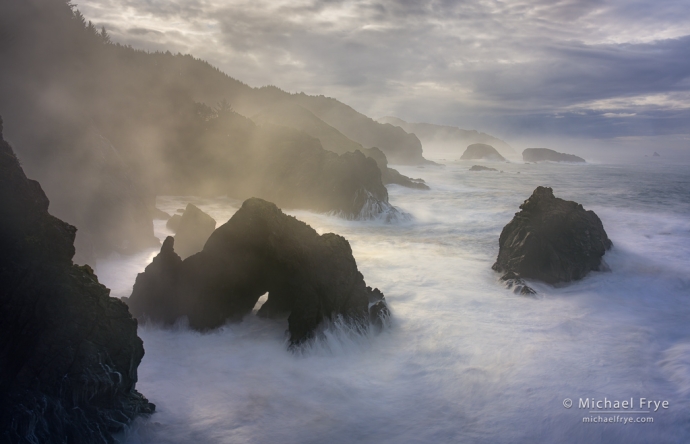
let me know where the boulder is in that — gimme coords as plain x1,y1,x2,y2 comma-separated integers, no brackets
126,198,389,345
174,203,217,259
492,186,612,284
0,117,153,443
460,143,506,161
469,165,498,172
522,148,585,163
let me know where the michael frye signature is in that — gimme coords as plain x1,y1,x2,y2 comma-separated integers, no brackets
562,397,669,424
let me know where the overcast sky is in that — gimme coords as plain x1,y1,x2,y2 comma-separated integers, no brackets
79,0,690,151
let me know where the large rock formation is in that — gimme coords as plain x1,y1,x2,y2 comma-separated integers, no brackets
126,198,389,345
252,104,429,190
174,203,217,259
0,117,153,443
522,148,585,163
492,187,612,284
377,116,517,160
460,143,506,161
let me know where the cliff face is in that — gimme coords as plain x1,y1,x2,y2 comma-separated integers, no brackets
0,117,153,443
126,198,389,345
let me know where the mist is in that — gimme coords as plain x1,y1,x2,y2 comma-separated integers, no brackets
2,0,690,442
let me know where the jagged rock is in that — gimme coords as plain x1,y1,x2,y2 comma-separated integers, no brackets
126,198,389,345
499,271,537,296
0,117,153,443
460,143,506,161
522,148,585,163
174,203,217,259
653,152,661,157
153,207,171,220
166,214,182,232
492,186,612,284
469,165,498,172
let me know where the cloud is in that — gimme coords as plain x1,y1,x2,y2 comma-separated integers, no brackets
77,0,690,140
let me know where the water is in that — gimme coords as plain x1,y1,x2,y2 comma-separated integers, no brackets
98,159,690,443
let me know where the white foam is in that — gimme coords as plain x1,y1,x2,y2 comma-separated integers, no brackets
101,160,690,443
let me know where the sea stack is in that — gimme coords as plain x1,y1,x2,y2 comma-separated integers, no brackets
127,198,389,345
522,148,585,163
460,143,506,161
493,186,612,285
0,117,153,442
174,203,217,259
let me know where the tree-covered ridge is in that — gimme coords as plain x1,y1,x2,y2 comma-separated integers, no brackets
0,0,408,260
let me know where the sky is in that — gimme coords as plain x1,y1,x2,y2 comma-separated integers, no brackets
78,0,690,155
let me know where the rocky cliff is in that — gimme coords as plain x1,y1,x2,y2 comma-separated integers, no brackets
0,117,153,443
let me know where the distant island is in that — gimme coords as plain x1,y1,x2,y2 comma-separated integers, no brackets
377,116,517,160
522,148,585,163
461,144,506,161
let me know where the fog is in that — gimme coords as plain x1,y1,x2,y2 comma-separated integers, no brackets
92,161,690,443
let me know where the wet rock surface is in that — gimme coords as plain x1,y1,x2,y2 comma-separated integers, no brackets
499,271,537,296
493,186,612,284
127,198,389,345
0,117,153,443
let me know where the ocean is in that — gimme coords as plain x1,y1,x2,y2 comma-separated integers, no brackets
97,159,690,443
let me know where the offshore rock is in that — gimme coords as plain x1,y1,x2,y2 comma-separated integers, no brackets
460,143,506,161
469,165,498,172
0,117,153,443
166,214,182,232
174,203,216,259
127,198,389,345
492,186,612,284
522,148,585,163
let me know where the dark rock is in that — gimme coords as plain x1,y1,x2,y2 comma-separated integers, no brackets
499,271,537,296
166,214,182,232
522,148,585,163
364,147,429,190
653,151,661,157
492,186,612,284
153,207,171,220
174,203,217,259
0,119,153,443
127,198,389,345
469,165,498,172
460,143,506,161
